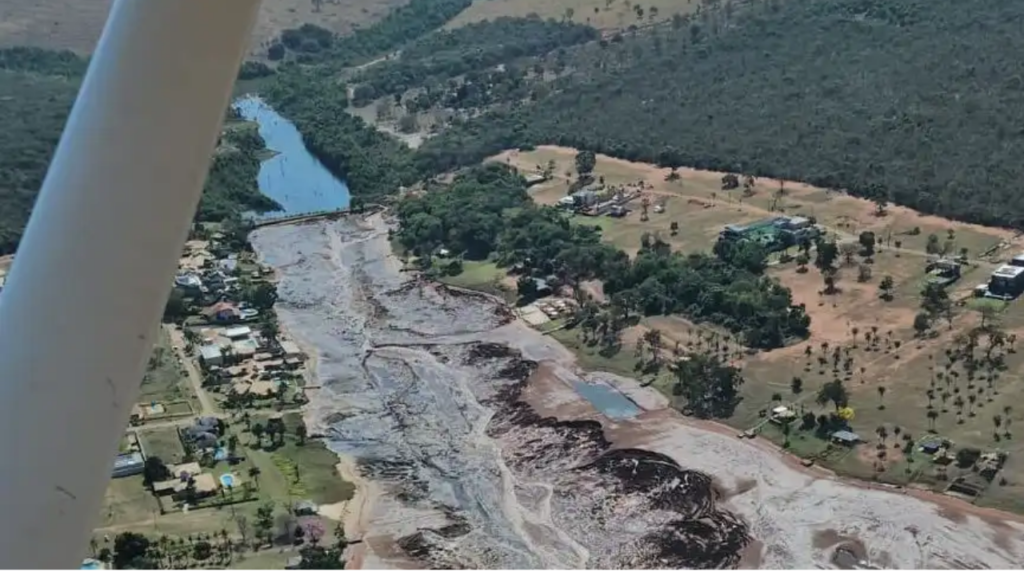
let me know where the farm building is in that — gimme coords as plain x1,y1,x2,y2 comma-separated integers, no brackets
986,264,1024,300
830,430,861,446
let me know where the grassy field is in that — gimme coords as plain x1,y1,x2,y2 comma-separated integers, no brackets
137,330,188,407
496,145,1024,513
0,0,410,55
447,0,700,31
138,428,187,464
98,412,354,546
442,259,517,300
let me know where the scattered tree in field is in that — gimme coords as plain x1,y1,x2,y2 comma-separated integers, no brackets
671,353,743,418
574,149,596,177
955,447,981,468
876,385,886,409
913,312,931,337
858,231,876,256
857,264,872,282
925,233,941,254
816,379,849,411
790,376,803,394
814,238,839,272
255,503,276,546
840,243,858,266
878,275,895,301
926,409,939,431
795,252,810,272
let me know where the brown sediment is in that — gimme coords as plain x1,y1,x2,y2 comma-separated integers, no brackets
254,214,1024,571
738,540,764,569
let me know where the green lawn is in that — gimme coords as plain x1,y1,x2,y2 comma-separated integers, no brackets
138,330,188,406
139,428,186,464
241,413,355,506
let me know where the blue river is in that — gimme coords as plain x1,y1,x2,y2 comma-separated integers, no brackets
233,96,350,217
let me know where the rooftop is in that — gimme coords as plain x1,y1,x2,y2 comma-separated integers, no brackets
113,452,145,469
993,264,1024,278
199,345,222,360
223,326,253,339
831,430,861,443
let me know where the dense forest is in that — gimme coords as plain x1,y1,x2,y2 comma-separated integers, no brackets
270,0,472,65
0,49,83,254
263,66,421,202
0,48,278,254
418,0,1024,229
350,17,598,106
396,164,809,348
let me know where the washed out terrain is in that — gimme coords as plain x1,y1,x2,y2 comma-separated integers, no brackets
251,215,1024,569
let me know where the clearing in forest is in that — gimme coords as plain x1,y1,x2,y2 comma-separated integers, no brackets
0,0,409,55
495,145,1024,513
446,0,700,31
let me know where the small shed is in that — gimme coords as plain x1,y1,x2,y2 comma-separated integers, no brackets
831,430,861,446
919,439,943,454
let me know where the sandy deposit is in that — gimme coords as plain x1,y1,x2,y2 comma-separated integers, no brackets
251,214,1024,569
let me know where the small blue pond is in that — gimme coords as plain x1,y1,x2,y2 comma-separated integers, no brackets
573,379,641,420
213,447,229,461
233,96,351,218
220,473,236,488
80,560,102,570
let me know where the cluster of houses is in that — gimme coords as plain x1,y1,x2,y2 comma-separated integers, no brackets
174,238,267,317
197,324,306,399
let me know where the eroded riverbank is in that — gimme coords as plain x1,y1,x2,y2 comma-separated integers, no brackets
251,215,1024,569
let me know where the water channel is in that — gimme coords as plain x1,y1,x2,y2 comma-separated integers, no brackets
233,95,350,217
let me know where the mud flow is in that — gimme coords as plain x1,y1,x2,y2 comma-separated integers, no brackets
252,217,748,569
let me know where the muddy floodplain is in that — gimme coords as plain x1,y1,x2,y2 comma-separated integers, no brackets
252,217,748,569
252,216,1024,570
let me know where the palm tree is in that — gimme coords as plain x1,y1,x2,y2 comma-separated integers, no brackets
876,385,886,409
248,466,262,488
926,409,939,431
251,422,265,447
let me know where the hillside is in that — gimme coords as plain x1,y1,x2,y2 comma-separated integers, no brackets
419,0,1024,230
0,0,410,55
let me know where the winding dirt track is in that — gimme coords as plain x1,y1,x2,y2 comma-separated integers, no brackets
251,215,1024,569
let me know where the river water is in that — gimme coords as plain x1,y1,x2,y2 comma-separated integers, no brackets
245,104,1024,568
233,96,350,217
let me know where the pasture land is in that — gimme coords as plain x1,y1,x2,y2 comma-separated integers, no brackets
447,0,700,31
496,145,1024,512
0,0,409,55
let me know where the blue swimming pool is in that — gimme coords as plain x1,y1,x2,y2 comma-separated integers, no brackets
573,378,641,420
220,473,235,488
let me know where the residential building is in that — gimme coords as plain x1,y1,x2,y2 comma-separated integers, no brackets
152,472,219,502
223,326,253,340
280,340,304,361
204,301,241,323
231,339,258,359
987,264,1024,300
199,345,223,368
